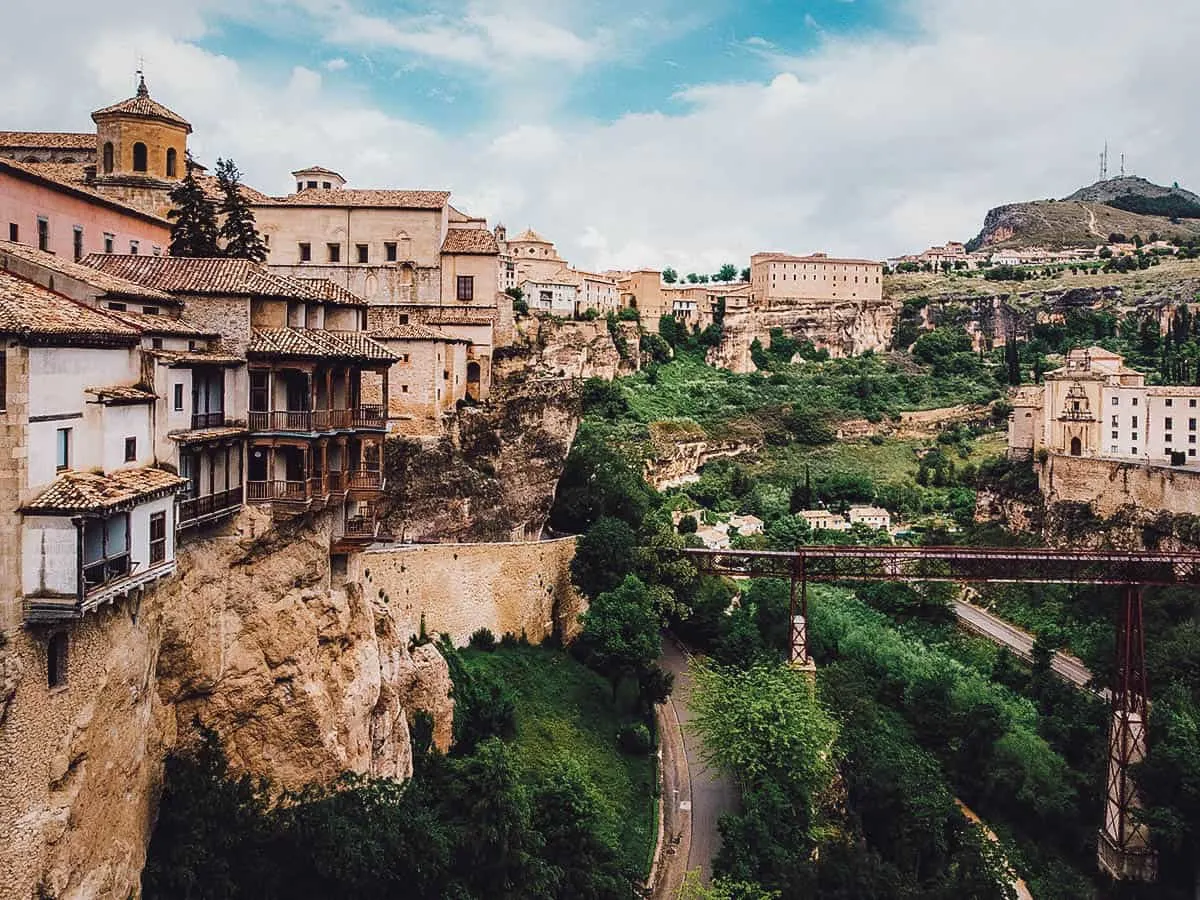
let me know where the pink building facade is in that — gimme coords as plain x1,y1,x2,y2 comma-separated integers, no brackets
0,162,170,261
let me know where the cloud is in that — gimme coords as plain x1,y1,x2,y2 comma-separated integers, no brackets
1,0,1198,275
323,57,349,71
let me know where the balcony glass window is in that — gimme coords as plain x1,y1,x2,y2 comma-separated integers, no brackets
82,513,130,590
56,428,71,471
149,512,166,565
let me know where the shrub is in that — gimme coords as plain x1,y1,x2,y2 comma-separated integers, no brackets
617,722,654,755
469,628,497,651
678,514,699,534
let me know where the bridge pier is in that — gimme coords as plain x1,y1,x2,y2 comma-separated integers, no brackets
1098,585,1157,883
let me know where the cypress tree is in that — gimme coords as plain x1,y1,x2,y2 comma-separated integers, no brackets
216,158,267,262
167,153,219,257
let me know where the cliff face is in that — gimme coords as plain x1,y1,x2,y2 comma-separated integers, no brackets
381,316,635,542
0,507,454,900
707,299,898,372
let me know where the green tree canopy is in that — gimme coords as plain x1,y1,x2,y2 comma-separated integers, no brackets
215,158,267,262
167,152,220,257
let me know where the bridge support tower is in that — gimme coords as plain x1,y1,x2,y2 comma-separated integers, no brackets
1098,585,1157,882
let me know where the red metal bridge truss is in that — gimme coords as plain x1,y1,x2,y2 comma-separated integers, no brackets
679,545,1200,883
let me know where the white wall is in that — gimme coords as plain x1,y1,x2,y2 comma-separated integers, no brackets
21,516,77,597
100,404,154,473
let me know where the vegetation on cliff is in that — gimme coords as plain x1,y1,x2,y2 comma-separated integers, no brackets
144,640,654,899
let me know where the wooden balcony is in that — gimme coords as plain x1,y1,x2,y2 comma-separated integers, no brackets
347,469,384,494
247,405,387,435
247,480,309,503
25,559,177,624
191,411,228,430
247,471,380,507
179,487,244,529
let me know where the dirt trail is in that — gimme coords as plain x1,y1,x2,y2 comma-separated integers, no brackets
956,799,1035,900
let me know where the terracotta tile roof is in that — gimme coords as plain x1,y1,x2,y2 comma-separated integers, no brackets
169,425,249,445
293,277,368,306
0,240,177,303
25,467,187,514
0,270,140,345
85,385,156,404
195,174,274,205
264,189,451,209
0,159,172,226
371,323,468,342
148,348,246,367
248,328,398,363
0,132,94,150
292,165,343,177
84,255,337,302
106,308,216,336
441,228,499,255
512,228,552,244
754,252,883,267
412,306,496,325
91,79,191,131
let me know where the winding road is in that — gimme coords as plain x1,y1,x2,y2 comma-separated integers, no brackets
652,639,739,898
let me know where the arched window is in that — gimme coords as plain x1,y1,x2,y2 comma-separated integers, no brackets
166,148,177,177
132,142,148,173
1070,437,1082,457
102,142,114,173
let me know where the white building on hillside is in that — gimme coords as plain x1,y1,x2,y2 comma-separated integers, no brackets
849,506,892,530
522,277,578,316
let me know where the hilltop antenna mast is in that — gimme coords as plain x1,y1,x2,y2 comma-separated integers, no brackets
1100,141,1109,181
1121,153,1126,178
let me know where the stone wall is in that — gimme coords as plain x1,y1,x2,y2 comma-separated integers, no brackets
0,506,454,900
348,537,585,647
1041,452,1200,518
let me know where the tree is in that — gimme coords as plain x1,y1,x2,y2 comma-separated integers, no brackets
663,267,679,284
687,273,700,284
740,267,751,282
573,575,665,705
215,158,267,262
717,263,739,283
678,514,698,534
167,153,220,257
572,516,637,598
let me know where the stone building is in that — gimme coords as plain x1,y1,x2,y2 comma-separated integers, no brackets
521,276,579,316
617,269,669,332
1007,346,1200,467
501,227,567,284
750,251,884,307
369,323,472,434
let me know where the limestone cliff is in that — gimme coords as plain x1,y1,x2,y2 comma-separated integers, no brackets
643,420,764,490
707,298,898,372
0,507,454,900
380,315,636,542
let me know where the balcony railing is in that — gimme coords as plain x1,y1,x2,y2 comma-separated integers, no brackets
83,553,131,591
247,480,308,503
179,487,244,527
248,406,387,434
347,469,383,492
343,515,379,538
191,411,227,430
1059,409,1095,421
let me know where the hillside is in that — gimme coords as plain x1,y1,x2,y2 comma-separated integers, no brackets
969,176,1200,250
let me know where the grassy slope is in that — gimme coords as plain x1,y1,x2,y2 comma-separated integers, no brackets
885,256,1200,303
457,645,656,876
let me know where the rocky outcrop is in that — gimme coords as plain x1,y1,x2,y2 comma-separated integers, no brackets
496,316,640,383
381,378,583,542
707,299,898,372
644,420,764,490
0,507,454,900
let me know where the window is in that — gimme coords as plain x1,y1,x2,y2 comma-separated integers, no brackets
443,370,450,380
37,217,49,252
296,182,303,192
124,436,137,462
56,428,71,470
1112,431,1119,440
299,242,311,262
1132,447,1138,455
130,240,139,255
401,353,410,363
7,223,16,242
1166,398,1174,407
1191,419,1197,430
68,226,83,262
1192,449,1197,458
401,385,409,393
327,243,340,263
152,246,161,257
397,314,409,325
457,275,474,301
1191,436,1197,445
173,384,184,411
322,181,331,189
103,233,114,254
1111,415,1119,427
149,512,167,565
385,242,397,262
1192,399,1197,408
143,306,159,316
151,338,163,350
1166,417,1173,429
102,141,114,174
132,142,148,172
166,147,177,178
1112,397,1119,406
1110,445,1118,454
306,180,317,189
356,244,369,263
250,371,269,412
82,514,130,589
1166,434,1174,443
1131,416,1138,428
48,633,68,689
1132,397,1138,406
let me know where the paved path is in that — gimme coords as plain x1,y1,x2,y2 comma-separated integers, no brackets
956,799,1035,900
652,639,739,897
953,597,1095,690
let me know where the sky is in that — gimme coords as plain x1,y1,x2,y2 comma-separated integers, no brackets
3,0,1198,273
